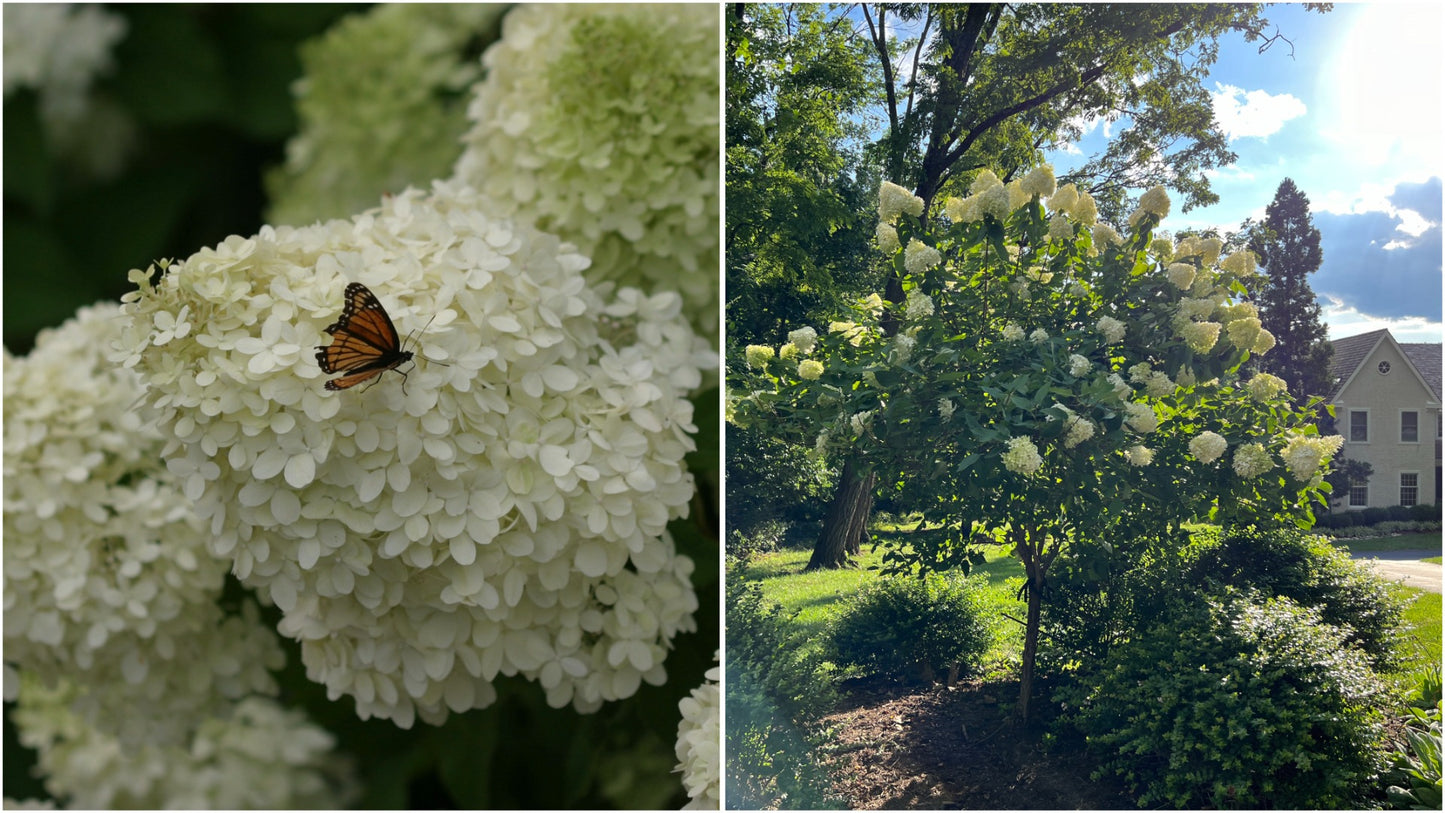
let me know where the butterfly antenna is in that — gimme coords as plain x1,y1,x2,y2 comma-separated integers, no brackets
408,311,451,367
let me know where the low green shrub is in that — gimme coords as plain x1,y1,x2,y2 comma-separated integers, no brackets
827,571,993,682
1185,526,1410,671
727,520,789,562
1383,702,1442,810
1062,591,1391,809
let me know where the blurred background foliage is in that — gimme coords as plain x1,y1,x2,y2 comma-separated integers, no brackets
4,4,720,808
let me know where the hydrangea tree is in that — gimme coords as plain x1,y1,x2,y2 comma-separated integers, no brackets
731,169,1341,720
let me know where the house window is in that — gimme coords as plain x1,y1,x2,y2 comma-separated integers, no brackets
1349,410,1369,443
1401,411,1419,443
1349,483,1369,507
1400,473,1419,507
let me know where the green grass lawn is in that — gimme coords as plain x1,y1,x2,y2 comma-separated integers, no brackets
1393,586,1442,689
1330,531,1442,554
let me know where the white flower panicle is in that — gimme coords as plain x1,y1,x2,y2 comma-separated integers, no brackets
1232,442,1274,479
938,399,956,420
850,411,873,437
1063,413,1096,448
1029,328,1050,345
1166,262,1196,290
1067,354,1091,377
12,673,357,810
675,654,720,809
903,239,942,274
1002,436,1043,476
904,290,935,322
1246,372,1289,402
1123,445,1155,466
744,344,774,369
787,326,818,355
454,4,720,335
876,222,900,253
3,303,286,746
1280,433,1344,482
1095,316,1126,345
878,181,924,224
1123,401,1159,434
1129,185,1171,227
1020,165,1057,198
944,194,981,224
1001,323,1026,342
798,359,824,380
1189,431,1228,463
116,181,711,727
1048,213,1074,242
1181,320,1222,354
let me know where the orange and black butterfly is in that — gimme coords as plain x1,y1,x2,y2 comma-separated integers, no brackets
315,282,416,391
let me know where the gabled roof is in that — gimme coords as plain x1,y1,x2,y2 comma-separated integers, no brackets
1328,328,1441,404
1401,343,1442,400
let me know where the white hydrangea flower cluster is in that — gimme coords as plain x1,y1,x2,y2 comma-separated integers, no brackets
798,359,824,381
1048,212,1074,241
904,239,942,274
850,411,874,438
878,181,924,224
12,673,357,809
1180,320,1222,354
890,333,917,364
1002,436,1043,476
1189,431,1229,463
1019,165,1057,198
1128,185,1171,227
1246,372,1289,401
829,320,870,347
675,654,720,810
938,399,956,420
876,222,901,253
1232,442,1274,479
455,4,720,335
2,4,132,178
266,3,506,225
1002,323,1026,342
1045,183,1099,226
904,290,935,322
1279,433,1345,482
1029,328,1050,345
116,181,711,727
1062,413,1096,449
1165,262,1196,290
1123,402,1159,434
1067,354,1091,377
3,303,286,746
744,344,775,369
787,326,818,354
1095,316,1126,345
1123,445,1155,467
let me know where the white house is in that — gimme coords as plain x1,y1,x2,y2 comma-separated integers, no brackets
1326,328,1441,509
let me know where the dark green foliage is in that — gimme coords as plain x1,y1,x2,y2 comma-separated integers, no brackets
828,572,993,682
1383,702,1442,810
726,422,834,538
1062,591,1391,809
725,566,842,809
1249,178,1334,401
1186,526,1410,671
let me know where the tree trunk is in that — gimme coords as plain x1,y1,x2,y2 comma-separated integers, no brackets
806,458,875,570
1014,525,1046,724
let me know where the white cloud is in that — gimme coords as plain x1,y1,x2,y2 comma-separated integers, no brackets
1321,296,1443,343
1210,83,1307,140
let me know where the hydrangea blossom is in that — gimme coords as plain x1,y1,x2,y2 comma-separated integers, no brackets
266,4,505,225
1048,213,1074,242
1180,320,1222,354
1002,436,1043,476
1067,354,1091,377
454,4,719,335
904,239,942,274
115,182,711,727
1232,442,1274,478
1020,165,1057,198
1280,434,1345,482
1246,372,1289,402
1095,316,1126,345
2,4,132,178
850,411,873,437
1029,328,1050,345
798,359,824,381
1002,323,1026,342
829,320,869,347
675,654,720,810
970,169,1003,194
876,222,900,253
1219,251,1257,277
1226,317,1276,355
904,290,935,322
4,303,286,745
1063,414,1096,448
744,344,774,369
1128,185,1171,226
978,184,1012,221
890,333,916,364
1166,262,1196,290
878,181,924,223
779,343,799,361
1123,445,1155,466
944,194,981,224
787,326,818,354
11,672,357,809
1190,431,1228,463
1046,183,1079,214
938,399,956,420
1123,401,1159,434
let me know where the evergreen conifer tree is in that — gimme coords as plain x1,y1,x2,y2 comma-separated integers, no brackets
1250,178,1334,401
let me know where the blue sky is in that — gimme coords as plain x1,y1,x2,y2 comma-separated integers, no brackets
1044,2,1443,343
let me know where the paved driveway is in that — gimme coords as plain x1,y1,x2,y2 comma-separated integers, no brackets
1351,549,1441,593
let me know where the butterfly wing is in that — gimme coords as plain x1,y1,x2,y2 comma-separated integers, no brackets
316,283,412,390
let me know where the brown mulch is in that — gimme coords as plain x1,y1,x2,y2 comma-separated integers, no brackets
814,676,1135,810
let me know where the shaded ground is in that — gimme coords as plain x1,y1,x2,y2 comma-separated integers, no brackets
815,676,1133,810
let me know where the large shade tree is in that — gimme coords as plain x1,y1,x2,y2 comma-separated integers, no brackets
795,1,1330,569
732,172,1341,720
